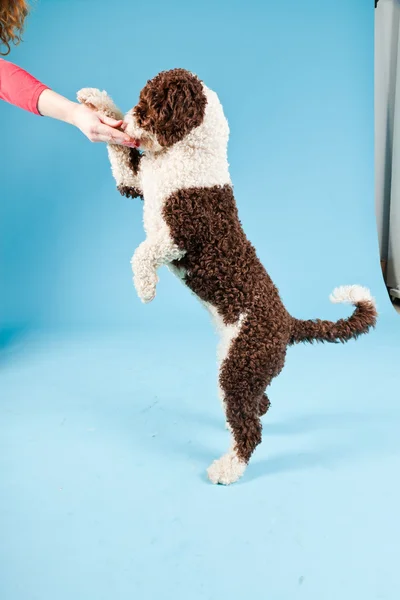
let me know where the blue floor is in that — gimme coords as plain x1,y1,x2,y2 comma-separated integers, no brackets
1,316,399,600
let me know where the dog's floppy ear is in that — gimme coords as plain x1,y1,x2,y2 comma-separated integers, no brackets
134,69,207,147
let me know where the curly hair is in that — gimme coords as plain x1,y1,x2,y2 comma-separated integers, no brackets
0,0,30,56
134,69,207,147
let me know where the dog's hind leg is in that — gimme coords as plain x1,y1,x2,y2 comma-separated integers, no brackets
207,316,287,485
224,394,269,429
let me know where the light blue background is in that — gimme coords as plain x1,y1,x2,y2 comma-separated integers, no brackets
1,1,399,599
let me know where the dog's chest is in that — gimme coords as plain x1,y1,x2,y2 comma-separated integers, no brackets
139,150,196,238
139,144,231,237
140,156,171,237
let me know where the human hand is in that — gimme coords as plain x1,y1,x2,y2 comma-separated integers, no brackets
70,103,138,147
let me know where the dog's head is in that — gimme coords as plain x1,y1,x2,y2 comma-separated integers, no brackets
123,68,210,152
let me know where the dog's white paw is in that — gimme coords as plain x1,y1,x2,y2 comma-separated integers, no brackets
77,87,106,108
131,244,158,303
207,451,246,485
76,88,123,120
134,273,157,303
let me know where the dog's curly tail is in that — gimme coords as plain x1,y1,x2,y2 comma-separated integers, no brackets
289,285,377,345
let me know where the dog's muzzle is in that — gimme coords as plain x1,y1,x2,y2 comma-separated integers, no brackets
123,111,161,152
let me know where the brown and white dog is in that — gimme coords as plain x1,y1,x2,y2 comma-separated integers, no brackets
77,69,377,485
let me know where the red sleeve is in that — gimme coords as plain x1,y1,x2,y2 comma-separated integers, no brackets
0,58,50,115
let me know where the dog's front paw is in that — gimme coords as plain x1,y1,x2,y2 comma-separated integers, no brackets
76,88,123,120
131,244,159,303
207,451,246,485
134,272,158,304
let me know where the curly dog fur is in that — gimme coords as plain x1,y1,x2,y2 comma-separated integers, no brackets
77,69,377,485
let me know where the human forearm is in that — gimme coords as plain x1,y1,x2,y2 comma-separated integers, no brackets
36,88,76,122
0,59,136,146
0,58,48,114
